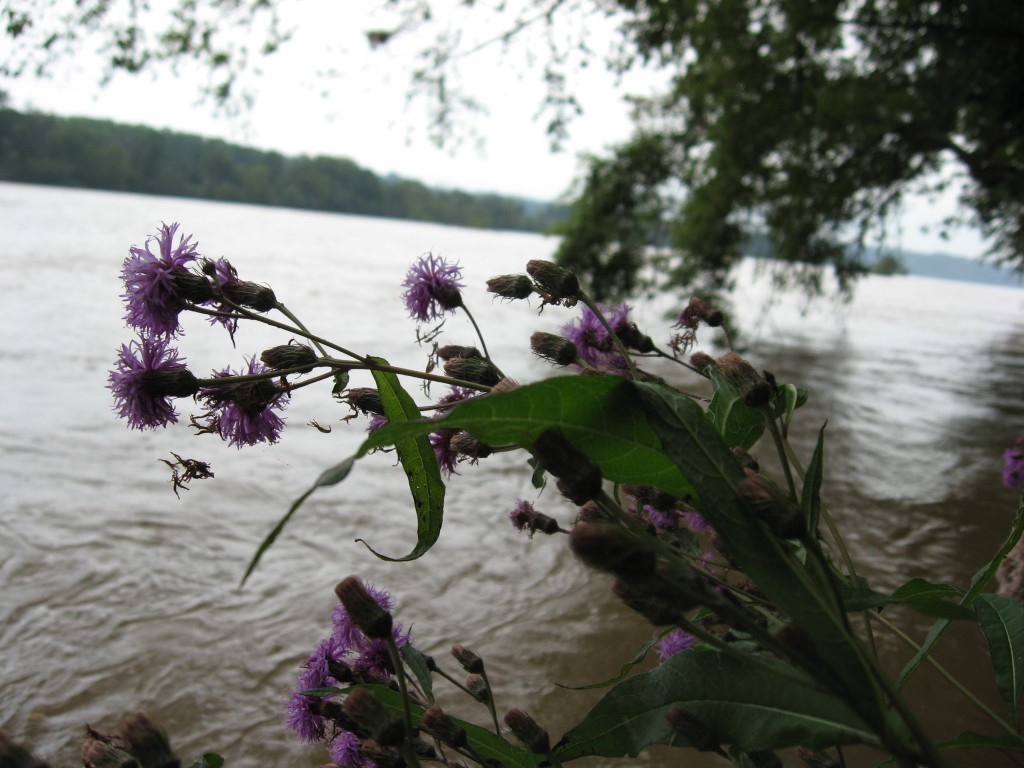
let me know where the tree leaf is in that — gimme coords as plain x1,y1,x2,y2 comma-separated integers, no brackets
975,593,1024,721
707,370,766,450
355,360,446,561
897,491,1024,688
553,649,879,760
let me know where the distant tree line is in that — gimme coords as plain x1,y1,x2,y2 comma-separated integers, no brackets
0,108,566,233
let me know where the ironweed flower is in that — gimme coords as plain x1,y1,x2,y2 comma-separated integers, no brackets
109,335,198,430
1003,435,1024,488
402,252,464,322
655,628,697,662
121,222,201,337
330,731,372,768
200,357,288,448
561,304,636,374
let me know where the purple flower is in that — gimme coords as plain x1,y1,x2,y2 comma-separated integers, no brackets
330,732,374,768
402,253,464,322
1004,438,1024,488
121,223,202,337
200,357,288,448
682,510,714,534
367,414,389,434
561,304,633,374
642,504,682,530
108,335,198,430
204,257,242,341
286,666,329,743
655,628,697,662
430,428,460,477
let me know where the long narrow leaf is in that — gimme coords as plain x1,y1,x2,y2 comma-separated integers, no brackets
975,593,1024,721
801,424,826,535
897,492,1024,688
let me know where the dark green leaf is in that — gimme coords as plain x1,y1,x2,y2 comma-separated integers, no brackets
800,424,826,535
355,360,446,561
898,491,1024,688
935,730,1024,752
554,649,879,760
707,370,766,450
357,684,542,768
975,593,1024,721
400,644,435,702
332,370,351,395
558,638,659,690
776,384,807,436
840,578,974,620
189,754,224,768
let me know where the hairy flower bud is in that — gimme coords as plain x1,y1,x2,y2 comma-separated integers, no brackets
116,713,180,768
421,705,468,748
464,674,491,704
487,274,534,300
689,352,715,372
451,645,485,674
503,709,551,755
530,332,578,366
436,345,482,361
509,500,561,536
569,521,656,580
222,280,277,312
342,689,403,746
531,429,603,504
141,367,199,399
449,432,493,460
260,343,317,373
344,388,386,416
716,352,772,407
171,269,215,304
443,357,501,386
335,576,394,640
526,260,580,305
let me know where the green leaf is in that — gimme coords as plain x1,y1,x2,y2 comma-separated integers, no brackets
707,370,766,450
240,455,356,585
935,730,1024,753
775,384,807,437
558,637,659,690
331,370,350,395
189,754,224,768
631,381,883,714
400,643,435,702
554,649,879,760
898,491,1024,688
355,360,446,561
800,424,826,535
360,376,696,497
358,684,542,768
975,593,1024,721
840,578,974,620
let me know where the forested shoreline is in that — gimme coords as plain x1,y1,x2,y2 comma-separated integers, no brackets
0,108,566,233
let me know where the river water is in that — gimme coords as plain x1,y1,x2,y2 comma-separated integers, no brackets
1,181,1022,767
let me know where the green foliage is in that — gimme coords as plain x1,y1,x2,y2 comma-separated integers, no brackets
0,108,565,232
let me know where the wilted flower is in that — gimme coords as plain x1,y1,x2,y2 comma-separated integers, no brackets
109,335,198,430
509,500,560,536
402,252,464,322
200,357,288,448
121,222,202,337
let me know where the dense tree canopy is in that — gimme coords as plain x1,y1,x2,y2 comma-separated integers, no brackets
3,1,1022,299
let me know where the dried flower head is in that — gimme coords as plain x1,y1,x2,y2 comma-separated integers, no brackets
199,357,288,448
402,252,464,322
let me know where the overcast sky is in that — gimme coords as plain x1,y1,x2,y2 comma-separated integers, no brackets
2,0,992,258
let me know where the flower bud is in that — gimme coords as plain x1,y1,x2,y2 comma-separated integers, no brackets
569,521,656,580
666,707,720,752
612,579,696,625
487,274,534,300
116,713,179,768
716,352,772,407
421,705,468,748
526,260,580,305
503,709,551,755
451,645,485,674
530,332,578,366
335,576,394,640
344,388,386,416
531,429,603,504
222,280,277,312
509,500,560,536
260,343,317,373
172,269,215,304
616,323,655,353
141,368,199,399
736,469,805,539
449,432,493,460
465,673,490,704
443,357,501,386
689,352,715,371
342,689,403,746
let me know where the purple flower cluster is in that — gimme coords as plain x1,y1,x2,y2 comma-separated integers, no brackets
121,223,201,338
402,252,464,323
561,304,634,374
1004,436,1024,488
286,580,411,767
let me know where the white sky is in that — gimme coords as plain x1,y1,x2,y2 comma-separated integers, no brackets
2,0,993,258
